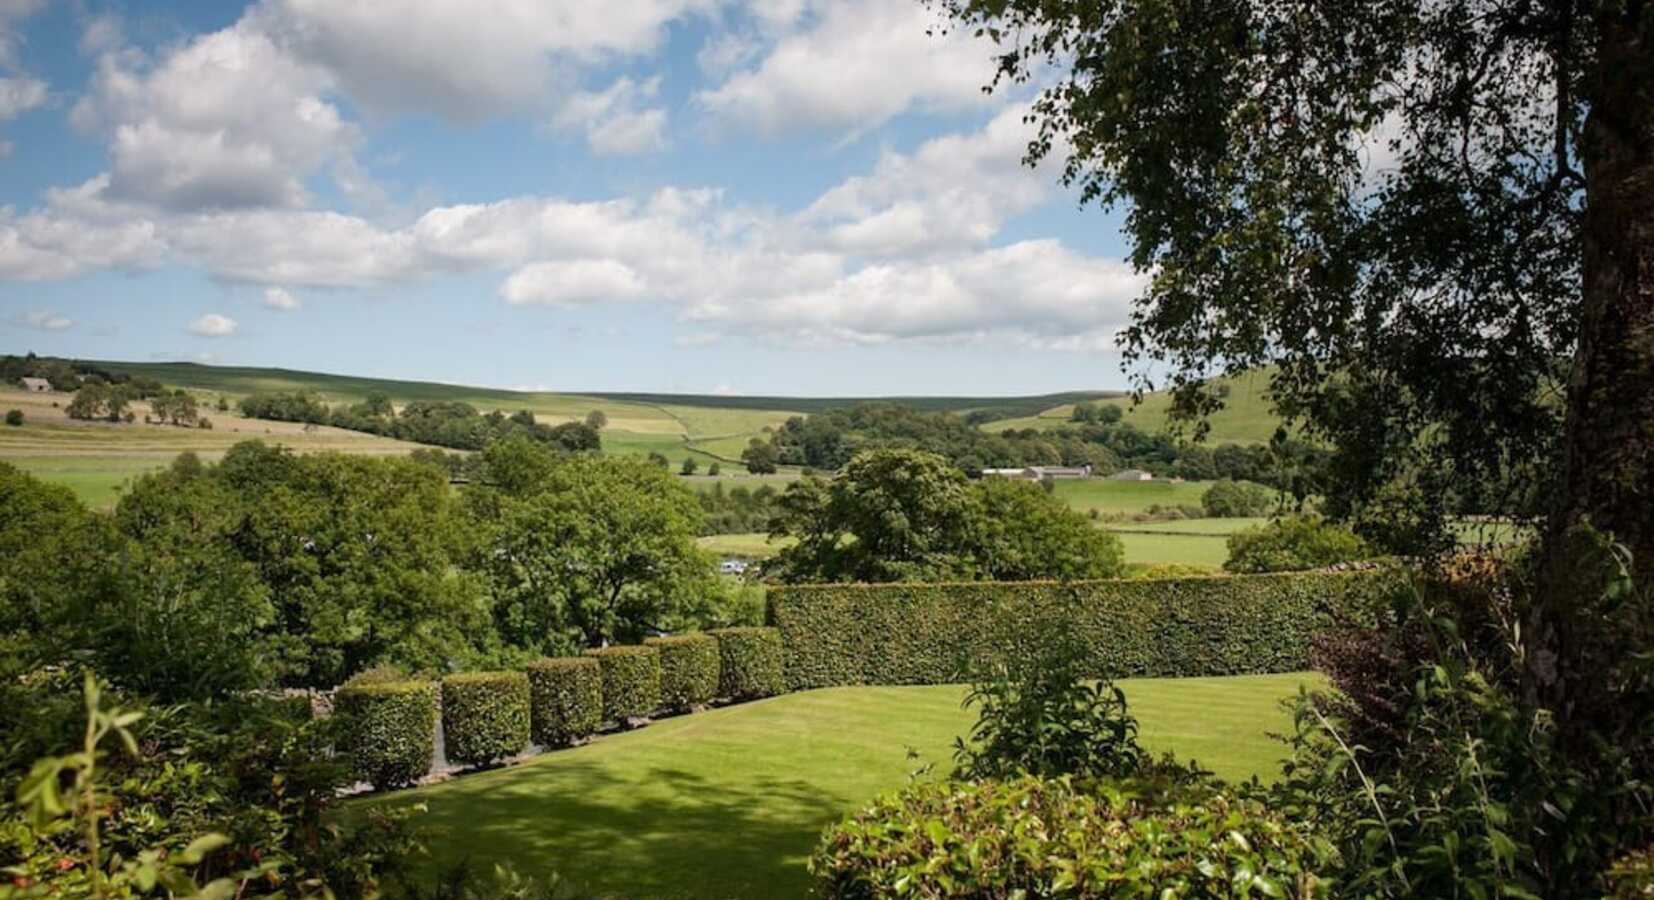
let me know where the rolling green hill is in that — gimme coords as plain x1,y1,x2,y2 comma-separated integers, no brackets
980,370,1285,445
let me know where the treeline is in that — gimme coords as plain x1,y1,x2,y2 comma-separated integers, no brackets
3,352,166,395
749,402,1323,491
238,389,600,452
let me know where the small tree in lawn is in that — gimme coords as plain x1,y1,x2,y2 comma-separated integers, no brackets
680,457,698,476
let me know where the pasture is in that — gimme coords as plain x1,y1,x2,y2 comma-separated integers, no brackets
375,673,1320,899
1048,478,1211,515
980,370,1283,444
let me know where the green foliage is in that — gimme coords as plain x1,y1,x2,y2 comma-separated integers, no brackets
811,774,1331,898
147,389,200,427
441,672,531,768
4,409,21,426
1224,515,1372,573
466,447,717,650
398,859,586,900
238,391,601,453
335,678,439,791
970,476,1125,581
1201,478,1272,518
65,383,133,423
582,646,661,722
524,658,602,747
679,456,698,476
707,627,786,701
1609,847,1654,899
740,438,779,475
953,620,1148,782
643,635,719,712
695,481,781,535
769,570,1397,690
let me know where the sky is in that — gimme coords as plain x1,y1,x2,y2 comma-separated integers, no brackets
0,0,1148,397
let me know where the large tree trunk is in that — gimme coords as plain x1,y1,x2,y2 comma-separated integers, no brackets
1552,8,1654,582
1529,5,1654,767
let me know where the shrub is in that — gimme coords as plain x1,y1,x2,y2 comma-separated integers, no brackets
4,409,21,427
334,677,438,791
1201,478,1272,517
582,645,661,722
811,775,1332,897
440,671,530,767
1224,515,1372,573
644,634,719,711
708,627,785,699
768,571,1399,689
525,657,602,746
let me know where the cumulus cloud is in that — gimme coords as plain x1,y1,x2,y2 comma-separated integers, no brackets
500,259,650,306
11,309,72,331
186,313,238,337
0,74,43,118
696,0,996,135
550,77,669,156
258,0,719,121
71,20,356,212
262,286,301,310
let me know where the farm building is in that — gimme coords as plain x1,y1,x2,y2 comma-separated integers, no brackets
981,465,1092,480
1109,468,1154,481
19,377,51,393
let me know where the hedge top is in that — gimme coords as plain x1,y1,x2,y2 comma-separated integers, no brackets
335,678,437,697
442,670,528,685
527,656,600,672
644,634,716,647
707,626,781,637
583,645,659,658
769,566,1400,591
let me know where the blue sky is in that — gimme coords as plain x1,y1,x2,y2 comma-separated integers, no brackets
0,0,1146,396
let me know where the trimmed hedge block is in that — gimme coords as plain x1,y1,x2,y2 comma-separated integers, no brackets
708,627,786,700
644,634,720,711
583,645,661,721
334,679,438,790
526,657,603,746
440,671,530,767
768,570,1402,690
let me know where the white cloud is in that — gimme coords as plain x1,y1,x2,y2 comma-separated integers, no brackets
0,0,45,69
500,259,650,306
186,313,238,337
550,77,669,156
71,20,357,212
11,309,72,331
259,0,720,121
0,74,44,118
262,286,301,310
696,0,996,135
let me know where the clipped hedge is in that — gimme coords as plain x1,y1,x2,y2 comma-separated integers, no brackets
769,570,1401,690
525,657,603,746
440,671,530,767
811,775,1332,897
583,645,661,721
334,679,438,790
644,634,720,711
708,627,786,700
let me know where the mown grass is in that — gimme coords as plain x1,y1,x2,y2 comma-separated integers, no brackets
374,674,1321,899
1049,478,1213,515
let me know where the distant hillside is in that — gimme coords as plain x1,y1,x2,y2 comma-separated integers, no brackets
584,390,1125,417
979,371,1286,445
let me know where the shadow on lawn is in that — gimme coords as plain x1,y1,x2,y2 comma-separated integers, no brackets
404,760,850,899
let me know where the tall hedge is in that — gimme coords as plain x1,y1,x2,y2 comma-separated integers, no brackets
583,645,662,722
334,679,438,790
768,570,1401,690
708,627,786,700
526,657,603,746
644,635,720,711
440,671,530,767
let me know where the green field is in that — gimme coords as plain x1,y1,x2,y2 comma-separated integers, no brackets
983,371,1284,445
376,674,1320,899
696,532,798,558
1111,531,1231,568
1049,478,1212,515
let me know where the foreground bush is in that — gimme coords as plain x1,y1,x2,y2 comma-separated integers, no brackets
441,671,530,767
769,571,1396,689
582,646,661,722
335,677,439,790
811,775,1331,897
708,627,785,699
644,634,719,711
525,657,602,746
1224,515,1371,573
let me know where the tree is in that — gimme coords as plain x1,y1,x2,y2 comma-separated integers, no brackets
708,461,722,476
741,439,780,475
680,457,699,476
467,454,714,648
584,409,608,431
1223,515,1372,574
1201,479,1272,518
3,410,20,427
969,478,1126,581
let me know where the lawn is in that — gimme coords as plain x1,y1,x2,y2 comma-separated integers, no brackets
376,673,1320,899
696,532,797,558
